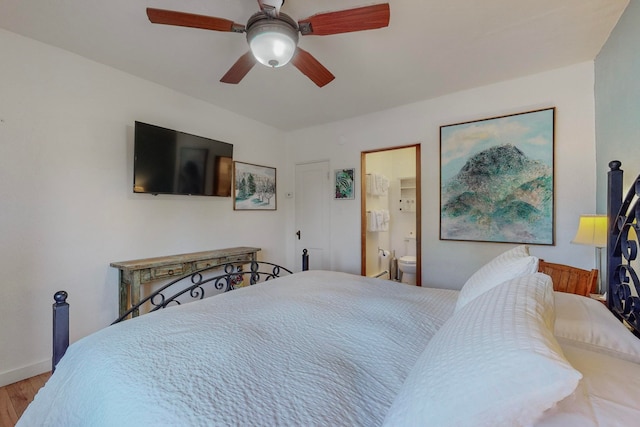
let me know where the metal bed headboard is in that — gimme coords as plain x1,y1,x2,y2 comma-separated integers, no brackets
607,161,640,337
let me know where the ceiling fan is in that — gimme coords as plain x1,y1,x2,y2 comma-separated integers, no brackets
146,0,390,87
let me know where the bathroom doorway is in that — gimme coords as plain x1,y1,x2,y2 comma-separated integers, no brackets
361,144,421,285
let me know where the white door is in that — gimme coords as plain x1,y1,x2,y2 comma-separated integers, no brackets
295,161,331,271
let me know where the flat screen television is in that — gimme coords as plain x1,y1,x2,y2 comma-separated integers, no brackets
133,121,233,196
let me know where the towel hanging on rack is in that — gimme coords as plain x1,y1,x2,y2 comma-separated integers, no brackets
366,173,389,196
367,209,390,231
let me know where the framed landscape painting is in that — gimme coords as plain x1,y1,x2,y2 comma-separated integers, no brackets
233,161,276,211
440,107,555,245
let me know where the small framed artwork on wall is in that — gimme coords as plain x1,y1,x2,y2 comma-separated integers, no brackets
233,161,277,210
440,107,555,245
334,168,356,200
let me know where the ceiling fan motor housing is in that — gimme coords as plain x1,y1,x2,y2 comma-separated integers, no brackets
246,12,299,67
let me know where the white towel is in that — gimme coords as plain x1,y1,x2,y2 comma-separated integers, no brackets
380,210,390,231
375,210,384,231
367,210,390,232
366,174,389,196
376,174,389,196
367,211,378,232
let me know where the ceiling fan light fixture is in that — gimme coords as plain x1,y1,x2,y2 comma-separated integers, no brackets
247,13,299,68
148,3,390,86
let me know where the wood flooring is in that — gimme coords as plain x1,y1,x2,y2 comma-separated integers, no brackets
0,373,50,427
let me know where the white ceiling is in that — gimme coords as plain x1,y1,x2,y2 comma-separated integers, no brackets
0,0,629,131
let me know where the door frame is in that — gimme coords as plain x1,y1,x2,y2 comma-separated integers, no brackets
360,144,421,285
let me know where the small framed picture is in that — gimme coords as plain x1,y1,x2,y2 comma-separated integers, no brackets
233,161,277,210
334,168,355,200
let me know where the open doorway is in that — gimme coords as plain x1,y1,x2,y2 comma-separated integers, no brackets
361,144,421,285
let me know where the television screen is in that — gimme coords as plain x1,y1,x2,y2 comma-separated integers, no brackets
133,121,233,196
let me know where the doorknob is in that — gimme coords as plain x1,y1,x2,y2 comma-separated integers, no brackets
296,230,301,240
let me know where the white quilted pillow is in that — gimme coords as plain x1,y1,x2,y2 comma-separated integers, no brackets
554,291,640,364
455,245,538,311
383,273,581,427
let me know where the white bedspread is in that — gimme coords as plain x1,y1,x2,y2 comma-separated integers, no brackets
18,270,458,427
536,343,640,426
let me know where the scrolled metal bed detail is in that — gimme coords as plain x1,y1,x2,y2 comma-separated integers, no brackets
112,260,294,324
607,160,640,337
52,249,310,371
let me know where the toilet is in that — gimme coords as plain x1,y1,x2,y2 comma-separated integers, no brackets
398,234,417,285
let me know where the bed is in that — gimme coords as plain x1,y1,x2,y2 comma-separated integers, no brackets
17,160,640,426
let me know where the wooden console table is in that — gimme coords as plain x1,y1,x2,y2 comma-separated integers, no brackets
111,247,261,318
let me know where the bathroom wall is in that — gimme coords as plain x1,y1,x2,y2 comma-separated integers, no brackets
364,151,392,277
389,148,417,261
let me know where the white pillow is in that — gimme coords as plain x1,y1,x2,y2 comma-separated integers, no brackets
455,245,539,311
383,273,581,427
554,291,640,364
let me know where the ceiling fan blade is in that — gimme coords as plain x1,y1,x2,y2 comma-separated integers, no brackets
146,8,245,32
298,3,390,36
220,52,257,84
291,48,335,87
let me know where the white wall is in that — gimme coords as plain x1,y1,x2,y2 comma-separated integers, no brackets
284,62,598,289
595,0,640,212
0,29,287,386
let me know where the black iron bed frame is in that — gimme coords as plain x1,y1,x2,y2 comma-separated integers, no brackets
607,161,640,336
49,163,640,373
52,249,309,371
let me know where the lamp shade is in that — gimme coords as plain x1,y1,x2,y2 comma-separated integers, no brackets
571,215,607,247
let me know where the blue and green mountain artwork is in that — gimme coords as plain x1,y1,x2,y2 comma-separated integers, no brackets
441,144,553,244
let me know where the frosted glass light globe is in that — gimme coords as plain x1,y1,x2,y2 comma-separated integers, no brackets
249,31,297,67
246,13,299,68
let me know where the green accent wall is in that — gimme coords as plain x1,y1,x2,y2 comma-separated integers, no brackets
595,0,640,212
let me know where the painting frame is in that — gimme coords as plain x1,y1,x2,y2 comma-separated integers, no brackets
439,107,555,245
233,161,277,211
334,168,356,200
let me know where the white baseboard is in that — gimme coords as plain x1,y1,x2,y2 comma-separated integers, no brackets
0,359,51,387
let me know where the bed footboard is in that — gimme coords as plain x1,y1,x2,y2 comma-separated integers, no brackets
112,260,294,324
52,251,310,371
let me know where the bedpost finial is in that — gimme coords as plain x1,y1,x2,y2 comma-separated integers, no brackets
54,290,68,304
609,160,622,170
302,248,309,271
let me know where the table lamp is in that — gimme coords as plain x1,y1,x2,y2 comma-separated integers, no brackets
571,214,607,293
